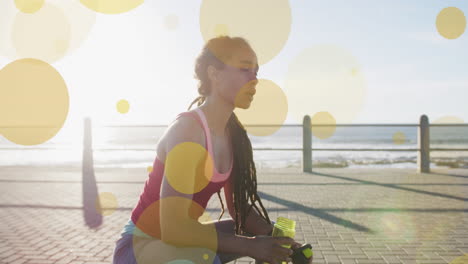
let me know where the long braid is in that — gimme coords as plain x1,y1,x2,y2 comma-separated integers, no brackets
227,113,270,235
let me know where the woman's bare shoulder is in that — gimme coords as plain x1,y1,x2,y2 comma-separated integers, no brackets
156,112,205,160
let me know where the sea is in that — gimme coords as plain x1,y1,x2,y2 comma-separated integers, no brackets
1,124,468,169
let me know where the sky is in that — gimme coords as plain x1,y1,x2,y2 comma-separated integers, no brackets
1,0,467,135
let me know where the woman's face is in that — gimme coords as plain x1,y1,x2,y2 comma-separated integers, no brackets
215,49,258,109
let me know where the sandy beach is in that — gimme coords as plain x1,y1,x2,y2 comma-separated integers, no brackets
0,165,467,263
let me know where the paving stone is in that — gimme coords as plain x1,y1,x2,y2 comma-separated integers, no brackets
1,166,466,263
382,255,402,263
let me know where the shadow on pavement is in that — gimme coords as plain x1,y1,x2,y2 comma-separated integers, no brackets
309,171,468,202
257,191,376,234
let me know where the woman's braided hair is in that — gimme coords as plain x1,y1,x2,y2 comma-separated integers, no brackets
188,36,271,235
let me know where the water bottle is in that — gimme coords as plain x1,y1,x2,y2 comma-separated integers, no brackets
264,217,296,264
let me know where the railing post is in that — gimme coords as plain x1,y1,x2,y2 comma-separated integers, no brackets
418,114,430,173
83,117,94,171
82,117,102,227
83,117,92,151
303,115,312,172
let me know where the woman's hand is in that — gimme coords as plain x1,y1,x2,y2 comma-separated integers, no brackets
291,242,313,264
247,235,294,264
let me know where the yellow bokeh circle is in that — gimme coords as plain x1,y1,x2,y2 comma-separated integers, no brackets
310,112,336,140
79,0,144,14
284,44,366,125
434,115,464,124
11,2,71,63
0,0,96,62
436,7,466,40
198,212,212,223
449,254,468,264
377,212,417,242
164,14,179,31
147,166,153,173
14,0,44,13
213,24,230,37
116,99,130,114
95,192,118,216
52,0,97,56
133,197,218,264
0,59,69,146
393,131,406,145
165,142,214,195
199,0,291,65
234,79,288,137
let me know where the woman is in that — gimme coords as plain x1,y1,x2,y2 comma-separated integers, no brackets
112,36,311,264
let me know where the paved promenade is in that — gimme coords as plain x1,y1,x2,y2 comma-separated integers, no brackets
0,166,467,264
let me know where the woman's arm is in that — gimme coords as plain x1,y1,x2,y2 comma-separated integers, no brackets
244,206,274,235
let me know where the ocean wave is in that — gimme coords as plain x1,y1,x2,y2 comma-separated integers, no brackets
254,156,468,169
432,158,468,168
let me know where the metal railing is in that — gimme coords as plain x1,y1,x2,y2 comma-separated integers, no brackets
2,115,467,172
81,114,468,173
